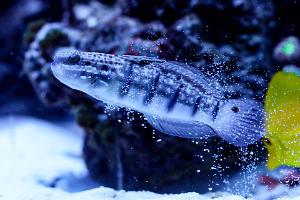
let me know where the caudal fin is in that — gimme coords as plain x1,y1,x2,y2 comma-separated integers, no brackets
214,99,265,146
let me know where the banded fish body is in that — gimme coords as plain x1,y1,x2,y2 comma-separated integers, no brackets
51,49,265,146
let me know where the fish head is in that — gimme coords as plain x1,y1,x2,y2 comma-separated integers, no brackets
214,99,265,146
51,48,122,91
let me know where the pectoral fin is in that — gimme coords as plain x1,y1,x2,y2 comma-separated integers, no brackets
145,115,216,139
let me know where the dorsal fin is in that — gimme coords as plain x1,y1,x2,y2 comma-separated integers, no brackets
122,55,165,65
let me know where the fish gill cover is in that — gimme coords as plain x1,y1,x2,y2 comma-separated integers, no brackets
8,0,298,197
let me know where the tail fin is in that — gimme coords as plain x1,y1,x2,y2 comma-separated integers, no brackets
214,99,265,146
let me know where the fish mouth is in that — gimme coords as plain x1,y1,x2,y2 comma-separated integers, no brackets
51,62,65,79
50,62,82,88
50,62,75,89
51,61,110,90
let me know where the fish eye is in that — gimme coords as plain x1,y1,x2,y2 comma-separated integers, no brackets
68,54,80,64
265,138,272,145
231,106,239,113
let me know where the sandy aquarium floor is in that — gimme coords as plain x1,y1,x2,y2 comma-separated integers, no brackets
0,115,299,200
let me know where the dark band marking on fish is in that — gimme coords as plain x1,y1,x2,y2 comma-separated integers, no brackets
121,59,213,100
192,96,202,116
119,64,133,97
212,100,220,121
94,63,109,72
167,84,184,112
144,73,161,105
90,74,98,85
158,62,211,96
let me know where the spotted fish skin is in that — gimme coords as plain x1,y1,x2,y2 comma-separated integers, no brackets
52,49,223,120
51,49,265,146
